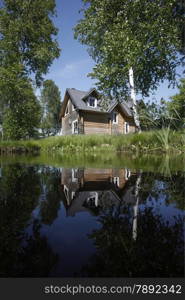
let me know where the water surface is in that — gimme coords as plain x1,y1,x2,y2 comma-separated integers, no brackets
0,153,184,277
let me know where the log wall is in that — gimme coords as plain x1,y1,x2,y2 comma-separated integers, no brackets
82,112,110,135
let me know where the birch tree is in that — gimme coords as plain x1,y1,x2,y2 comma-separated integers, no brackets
0,0,60,139
74,0,185,129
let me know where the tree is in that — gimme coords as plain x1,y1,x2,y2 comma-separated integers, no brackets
82,209,184,277
40,80,61,136
0,0,60,85
0,163,58,276
3,79,41,140
138,98,169,130
167,78,185,128
0,0,60,139
74,0,185,129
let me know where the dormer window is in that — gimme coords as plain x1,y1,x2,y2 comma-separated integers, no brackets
88,97,97,108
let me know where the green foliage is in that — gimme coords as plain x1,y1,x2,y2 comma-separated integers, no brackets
3,80,41,140
35,130,185,154
40,80,62,136
0,0,60,85
0,0,60,140
167,78,185,128
1,130,185,154
74,0,184,97
138,98,170,130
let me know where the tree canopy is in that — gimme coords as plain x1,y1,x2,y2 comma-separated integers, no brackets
0,0,60,140
74,0,185,98
167,78,185,128
3,79,41,140
0,0,60,85
40,80,61,136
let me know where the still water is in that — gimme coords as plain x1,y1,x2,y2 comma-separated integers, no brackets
0,154,184,277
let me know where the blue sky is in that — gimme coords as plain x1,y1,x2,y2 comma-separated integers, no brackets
44,0,183,102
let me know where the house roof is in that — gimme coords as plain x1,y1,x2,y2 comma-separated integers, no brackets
66,88,103,112
107,99,133,117
60,88,134,117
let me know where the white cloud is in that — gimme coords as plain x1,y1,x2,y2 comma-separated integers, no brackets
60,59,92,79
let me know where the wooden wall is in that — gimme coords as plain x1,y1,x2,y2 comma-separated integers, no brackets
84,168,127,189
111,108,136,134
82,112,110,135
61,98,82,135
111,109,124,135
61,96,136,135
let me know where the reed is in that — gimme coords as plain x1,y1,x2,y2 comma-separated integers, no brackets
0,129,184,154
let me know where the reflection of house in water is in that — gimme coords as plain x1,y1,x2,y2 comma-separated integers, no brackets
61,168,137,217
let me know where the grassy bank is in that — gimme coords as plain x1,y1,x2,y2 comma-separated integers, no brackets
0,129,185,154
36,129,185,153
0,140,40,154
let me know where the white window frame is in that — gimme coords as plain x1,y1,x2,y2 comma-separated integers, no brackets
112,112,118,124
72,119,78,134
124,122,129,134
113,176,119,187
72,168,78,182
88,96,97,108
125,168,131,180
71,191,75,200
87,192,99,207
64,185,70,205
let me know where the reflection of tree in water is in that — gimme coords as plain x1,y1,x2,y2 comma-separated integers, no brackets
39,167,63,225
0,164,58,277
139,172,185,210
16,220,58,277
80,169,184,278
81,207,184,277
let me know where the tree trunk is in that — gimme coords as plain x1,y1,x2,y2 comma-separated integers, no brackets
132,171,142,240
129,67,141,132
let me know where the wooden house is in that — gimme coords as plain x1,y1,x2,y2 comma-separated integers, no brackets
59,88,137,135
60,167,137,217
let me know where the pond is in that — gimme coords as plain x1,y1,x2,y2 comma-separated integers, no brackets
0,153,184,277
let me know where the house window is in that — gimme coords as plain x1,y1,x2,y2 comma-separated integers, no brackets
72,120,78,134
71,191,75,200
125,168,131,180
64,185,70,205
113,177,119,187
72,168,78,182
125,122,129,134
88,97,97,108
86,192,99,207
112,112,118,124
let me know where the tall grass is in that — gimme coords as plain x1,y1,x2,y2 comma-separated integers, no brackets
0,129,184,154
35,130,185,153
